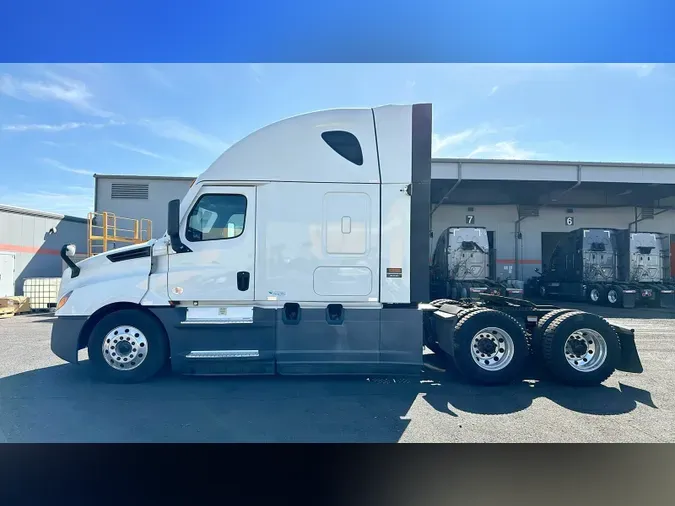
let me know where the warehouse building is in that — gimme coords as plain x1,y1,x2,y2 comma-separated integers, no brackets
0,205,87,297
94,157,675,283
94,174,195,239
431,158,675,282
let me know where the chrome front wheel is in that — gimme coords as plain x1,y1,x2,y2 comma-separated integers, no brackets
88,309,169,383
589,288,600,303
102,325,148,371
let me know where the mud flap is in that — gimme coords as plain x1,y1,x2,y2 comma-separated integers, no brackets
613,325,643,373
658,290,675,308
621,290,636,308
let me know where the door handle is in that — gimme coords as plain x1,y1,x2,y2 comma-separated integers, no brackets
237,271,250,291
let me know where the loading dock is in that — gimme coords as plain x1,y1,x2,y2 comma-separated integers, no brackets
431,159,675,287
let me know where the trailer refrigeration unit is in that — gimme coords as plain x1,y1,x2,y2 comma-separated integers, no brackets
527,228,675,308
430,226,523,301
51,104,643,387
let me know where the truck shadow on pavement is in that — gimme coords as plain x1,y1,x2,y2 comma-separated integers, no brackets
0,361,418,443
422,354,658,417
0,356,657,443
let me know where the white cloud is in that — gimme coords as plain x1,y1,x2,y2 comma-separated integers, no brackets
2,119,124,132
467,141,537,160
0,186,93,217
41,157,94,176
432,126,497,156
488,85,499,96
0,72,113,117
110,141,174,161
139,118,228,154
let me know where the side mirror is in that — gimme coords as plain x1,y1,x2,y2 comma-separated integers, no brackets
60,244,80,278
167,199,191,254
168,199,181,238
534,268,541,274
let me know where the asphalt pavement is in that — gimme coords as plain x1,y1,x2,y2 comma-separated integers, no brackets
0,304,672,443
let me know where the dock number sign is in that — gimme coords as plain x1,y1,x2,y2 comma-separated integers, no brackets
466,215,475,224
565,216,574,226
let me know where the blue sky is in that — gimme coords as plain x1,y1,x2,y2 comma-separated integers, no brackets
1,63,674,217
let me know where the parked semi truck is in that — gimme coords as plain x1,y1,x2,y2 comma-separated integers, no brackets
51,103,643,386
430,226,523,301
526,228,675,308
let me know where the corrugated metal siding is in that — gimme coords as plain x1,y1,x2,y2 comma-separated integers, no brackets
0,210,87,295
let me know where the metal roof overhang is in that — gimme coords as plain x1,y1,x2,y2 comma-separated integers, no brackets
431,158,675,208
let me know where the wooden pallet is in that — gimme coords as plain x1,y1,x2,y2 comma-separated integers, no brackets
0,296,32,319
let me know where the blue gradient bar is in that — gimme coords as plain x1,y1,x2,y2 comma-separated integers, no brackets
1,0,673,62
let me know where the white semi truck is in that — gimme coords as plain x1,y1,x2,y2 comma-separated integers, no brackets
430,226,524,301
52,103,643,386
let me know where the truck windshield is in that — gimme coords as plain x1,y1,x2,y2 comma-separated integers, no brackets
460,241,485,253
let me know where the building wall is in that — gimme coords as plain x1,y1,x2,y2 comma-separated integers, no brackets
95,177,194,238
432,204,675,281
0,208,87,295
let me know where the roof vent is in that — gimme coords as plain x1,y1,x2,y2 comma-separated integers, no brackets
111,183,149,200
641,207,654,220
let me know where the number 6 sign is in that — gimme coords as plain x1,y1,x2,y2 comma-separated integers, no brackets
565,216,574,226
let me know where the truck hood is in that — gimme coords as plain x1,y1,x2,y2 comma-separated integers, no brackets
59,239,158,298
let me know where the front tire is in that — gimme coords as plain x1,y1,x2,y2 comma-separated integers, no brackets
88,309,169,383
587,285,604,305
450,309,529,385
541,311,621,386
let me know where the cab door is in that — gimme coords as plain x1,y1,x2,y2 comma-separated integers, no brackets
168,186,256,302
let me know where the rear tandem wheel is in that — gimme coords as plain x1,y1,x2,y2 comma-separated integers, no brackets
449,309,529,385
540,311,621,386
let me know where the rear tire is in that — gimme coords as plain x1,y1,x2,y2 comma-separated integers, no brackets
450,309,529,385
606,286,622,307
424,306,483,355
88,309,169,383
430,298,455,308
529,308,575,358
541,311,621,386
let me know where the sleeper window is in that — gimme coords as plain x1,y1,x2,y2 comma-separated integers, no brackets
321,131,364,166
185,194,247,242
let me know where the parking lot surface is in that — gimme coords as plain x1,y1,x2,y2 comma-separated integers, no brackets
0,303,672,443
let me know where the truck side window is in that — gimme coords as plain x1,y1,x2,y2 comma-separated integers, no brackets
321,131,363,166
185,194,247,242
